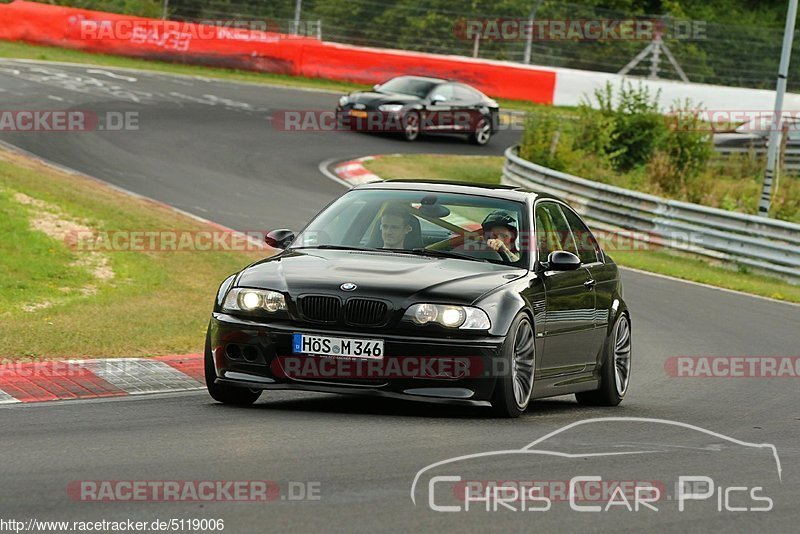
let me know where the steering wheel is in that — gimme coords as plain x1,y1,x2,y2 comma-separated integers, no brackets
495,246,513,263
476,243,511,263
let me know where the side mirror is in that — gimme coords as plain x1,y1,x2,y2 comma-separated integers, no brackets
431,94,446,103
541,250,581,271
372,83,381,91
265,229,295,249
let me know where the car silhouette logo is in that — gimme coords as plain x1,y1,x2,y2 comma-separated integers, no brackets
340,283,357,291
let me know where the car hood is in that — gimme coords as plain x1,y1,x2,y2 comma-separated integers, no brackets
235,249,525,305
346,91,422,108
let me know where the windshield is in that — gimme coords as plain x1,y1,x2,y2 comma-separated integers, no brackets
377,77,438,98
291,189,529,267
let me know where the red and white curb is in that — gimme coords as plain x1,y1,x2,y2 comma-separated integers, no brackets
329,154,482,230
0,143,266,407
333,156,382,186
0,354,204,404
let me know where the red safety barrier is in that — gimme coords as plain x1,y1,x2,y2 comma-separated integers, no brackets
0,1,556,103
300,41,556,103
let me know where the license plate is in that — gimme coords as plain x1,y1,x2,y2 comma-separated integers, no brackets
349,110,368,118
292,333,384,360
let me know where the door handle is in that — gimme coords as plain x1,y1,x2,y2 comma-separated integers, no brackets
584,278,596,288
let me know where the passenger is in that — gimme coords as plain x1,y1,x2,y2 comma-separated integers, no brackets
380,207,415,249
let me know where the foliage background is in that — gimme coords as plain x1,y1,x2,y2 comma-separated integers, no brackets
25,0,800,90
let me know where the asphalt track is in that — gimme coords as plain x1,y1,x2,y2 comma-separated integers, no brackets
1,59,798,532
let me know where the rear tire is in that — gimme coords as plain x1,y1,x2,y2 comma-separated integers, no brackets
204,330,262,406
491,313,536,418
576,313,631,407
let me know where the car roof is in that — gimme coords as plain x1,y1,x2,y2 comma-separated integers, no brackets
390,75,449,85
354,179,558,202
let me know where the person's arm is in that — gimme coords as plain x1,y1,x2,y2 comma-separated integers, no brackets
486,239,519,262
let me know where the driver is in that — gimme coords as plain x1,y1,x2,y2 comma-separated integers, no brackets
380,207,414,249
481,210,520,262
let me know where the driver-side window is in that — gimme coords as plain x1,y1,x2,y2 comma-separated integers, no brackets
429,84,455,102
561,206,601,264
535,202,578,260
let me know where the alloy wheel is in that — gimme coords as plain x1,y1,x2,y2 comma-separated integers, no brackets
613,315,632,396
511,319,535,409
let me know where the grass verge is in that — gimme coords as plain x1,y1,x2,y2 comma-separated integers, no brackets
362,153,800,303
0,40,552,112
0,148,267,359
364,154,503,185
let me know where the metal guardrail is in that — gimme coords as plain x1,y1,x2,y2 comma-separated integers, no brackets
502,146,800,283
713,145,800,174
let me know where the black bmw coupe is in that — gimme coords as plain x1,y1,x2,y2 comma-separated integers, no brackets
205,181,631,417
336,75,499,145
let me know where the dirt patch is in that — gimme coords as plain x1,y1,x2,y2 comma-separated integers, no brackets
11,191,114,310
21,301,54,313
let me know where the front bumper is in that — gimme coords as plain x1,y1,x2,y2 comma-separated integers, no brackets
209,313,505,404
334,107,405,133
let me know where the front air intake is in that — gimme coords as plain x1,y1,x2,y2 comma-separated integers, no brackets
344,298,389,327
299,295,341,323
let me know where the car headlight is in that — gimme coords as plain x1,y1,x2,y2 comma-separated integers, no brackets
223,288,287,313
378,104,404,113
405,304,490,330
338,96,348,107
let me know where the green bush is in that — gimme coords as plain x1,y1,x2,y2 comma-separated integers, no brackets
650,100,714,197
518,107,573,172
517,84,799,222
590,82,668,172
574,97,621,172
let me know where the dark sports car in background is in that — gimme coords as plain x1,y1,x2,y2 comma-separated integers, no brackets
335,75,499,145
205,181,631,417
712,114,800,149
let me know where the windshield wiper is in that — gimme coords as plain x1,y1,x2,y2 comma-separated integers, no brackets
291,245,382,252
407,248,490,263
292,245,492,263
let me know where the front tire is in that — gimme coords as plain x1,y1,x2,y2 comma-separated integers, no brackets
402,111,420,141
491,313,536,418
576,313,631,406
468,116,492,145
204,330,262,406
